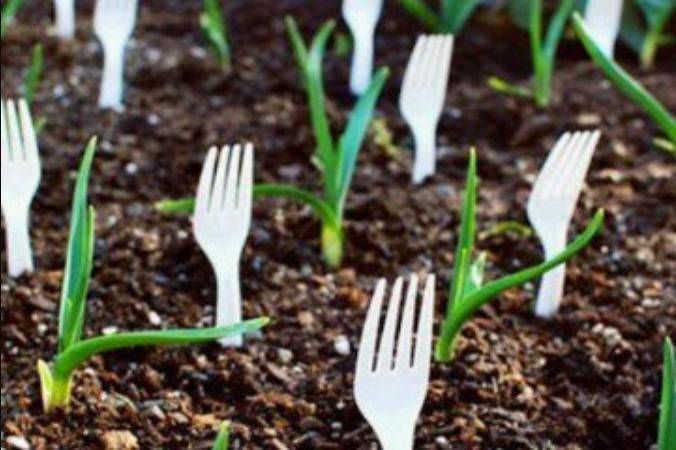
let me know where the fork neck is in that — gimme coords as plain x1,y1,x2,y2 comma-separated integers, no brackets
376,427,415,450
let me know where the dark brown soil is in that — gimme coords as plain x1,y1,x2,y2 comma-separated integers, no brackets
2,1,675,449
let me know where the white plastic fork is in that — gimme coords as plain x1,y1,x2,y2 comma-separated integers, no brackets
93,0,139,110
399,34,454,184
354,274,436,450
584,0,623,58
528,130,601,318
342,0,384,95
54,0,76,39
193,144,254,347
0,99,41,278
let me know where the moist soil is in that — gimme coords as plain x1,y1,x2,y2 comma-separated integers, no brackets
1,1,675,449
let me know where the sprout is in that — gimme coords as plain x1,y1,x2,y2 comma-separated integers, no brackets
572,12,675,153
200,0,231,69
24,43,43,106
489,0,575,107
157,18,389,269
620,0,675,69
435,149,605,362
212,422,230,450
399,0,482,33
658,338,675,450
38,137,269,413
0,0,22,39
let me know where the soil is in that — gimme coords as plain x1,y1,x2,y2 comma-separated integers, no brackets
1,0,675,449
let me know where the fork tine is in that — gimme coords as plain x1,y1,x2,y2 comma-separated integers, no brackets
416,37,437,91
435,36,454,95
544,131,586,198
18,99,38,164
1,101,9,164
224,144,242,211
532,132,572,198
414,274,436,370
556,131,591,194
376,277,404,372
402,36,426,96
357,279,387,375
426,36,445,88
237,143,254,211
195,147,218,216
211,146,230,211
395,274,419,371
567,130,600,196
6,100,24,161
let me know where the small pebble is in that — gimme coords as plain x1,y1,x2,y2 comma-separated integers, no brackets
333,335,351,356
6,436,30,450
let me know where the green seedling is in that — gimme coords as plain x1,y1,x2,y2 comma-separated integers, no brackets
212,422,230,450
1,0,22,39
435,149,605,362
24,43,43,105
200,0,231,69
489,0,575,107
38,138,269,413
572,12,675,151
157,18,389,269
399,0,482,33
659,338,675,450
621,0,675,68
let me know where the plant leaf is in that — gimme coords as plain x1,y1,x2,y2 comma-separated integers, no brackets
0,0,22,40
24,43,43,105
441,0,482,33
463,252,487,297
572,12,676,143
36,359,54,413
399,0,442,31
212,422,231,450
658,337,675,450
542,0,575,63
53,318,270,382
200,0,231,68
335,67,389,219
58,138,97,352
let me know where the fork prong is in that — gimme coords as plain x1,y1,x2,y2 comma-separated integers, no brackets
224,144,242,211
413,274,436,370
195,147,218,216
395,274,419,371
211,146,230,211
425,36,445,89
566,130,600,196
416,37,437,92
555,131,591,195
1,101,9,164
401,36,426,97
435,36,454,95
6,100,24,161
18,99,38,164
237,143,254,211
544,131,586,198
357,279,387,375
376,277,404,372
532,132,572,198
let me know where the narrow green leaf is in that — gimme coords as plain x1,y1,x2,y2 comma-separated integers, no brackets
463,252,487,297
658,337,675,450
572,12,676,143
212,422,231,450
58,138,98,352
335,67,389,219
399,0,442,31
200,0,231,69
441,0,482,33
0,0,22,40
24,43,43,105
36,359,54,413
487,76,534,100
542,0,575,63
53,318,270,382
508,0,531,30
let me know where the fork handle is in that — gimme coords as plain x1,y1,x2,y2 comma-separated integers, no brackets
350,27,375,95
55,0,76,39
412,125,436,184
216,268,243,347
3,208,34,278
379,428,415,450
99,45,126,111
534,236,568,318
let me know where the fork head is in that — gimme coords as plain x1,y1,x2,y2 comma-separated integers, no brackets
527,130,601,243
193,143,254,271
354,274,436,445
399,34,454,132
1,99,41,213
342,0,385,30
93,0,139,47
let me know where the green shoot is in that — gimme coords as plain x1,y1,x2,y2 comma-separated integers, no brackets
39,137,269,413
399,0,483,33
658,337,675,450
0,0,22,40
489,0,575,107
200,0,231,69
212,422,230,450
620,0,675,68
157,18,389,269
435,149,605,362
24,43,43,106
572,12,676,147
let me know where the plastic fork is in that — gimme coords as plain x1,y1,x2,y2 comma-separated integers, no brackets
399,34,454,184
342,0,384,95
584,0,623,58
0,99,41,278
527,130,601,318
54,0,76,39
93,0,139,110
354,274,436,449
193,144,254,347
